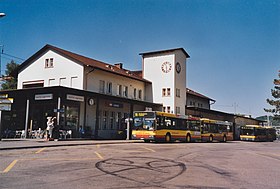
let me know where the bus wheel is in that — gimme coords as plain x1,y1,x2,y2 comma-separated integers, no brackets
209,135,213,142
165,134,171,143
186,134,191,143
223,135,227,142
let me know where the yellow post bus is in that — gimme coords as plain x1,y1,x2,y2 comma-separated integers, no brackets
132,111,233,143
132,111,200,142
240,125,276,142
200,118,232,142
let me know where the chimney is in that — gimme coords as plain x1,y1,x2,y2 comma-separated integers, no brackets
114,63,123,69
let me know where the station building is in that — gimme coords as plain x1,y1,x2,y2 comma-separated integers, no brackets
0,44,261,139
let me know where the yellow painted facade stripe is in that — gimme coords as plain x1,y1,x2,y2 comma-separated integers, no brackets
35,147,46,154
95,152,104,160
3,160,18,173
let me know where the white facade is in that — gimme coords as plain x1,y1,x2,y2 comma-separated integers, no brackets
17,49,147,103
85,68,146,101
17,50,84,89
142,49,188,115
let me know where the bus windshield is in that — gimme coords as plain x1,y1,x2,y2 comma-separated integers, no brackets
240,127,255,136
134,117,155,131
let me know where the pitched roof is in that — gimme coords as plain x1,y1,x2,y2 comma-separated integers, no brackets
139,48,190,58
17,44,152,83
186,88,215,102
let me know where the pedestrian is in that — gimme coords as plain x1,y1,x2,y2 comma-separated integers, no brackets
46,117,56,139
79,126,84,138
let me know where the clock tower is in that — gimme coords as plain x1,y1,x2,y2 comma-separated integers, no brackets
140,48,190,115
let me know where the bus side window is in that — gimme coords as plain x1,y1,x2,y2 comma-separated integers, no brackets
157,116,165,129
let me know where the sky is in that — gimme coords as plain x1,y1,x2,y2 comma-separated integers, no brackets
0,0,279,118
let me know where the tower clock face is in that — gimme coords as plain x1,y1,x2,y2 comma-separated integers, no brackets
176,62,181,73
161,61,172,73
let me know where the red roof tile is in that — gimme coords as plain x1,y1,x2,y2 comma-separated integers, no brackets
186,88,215,101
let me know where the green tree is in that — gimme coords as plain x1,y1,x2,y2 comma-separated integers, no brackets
1,60,19,90
265,70,280,120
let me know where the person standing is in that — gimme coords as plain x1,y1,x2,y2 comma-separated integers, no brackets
46,117,56,139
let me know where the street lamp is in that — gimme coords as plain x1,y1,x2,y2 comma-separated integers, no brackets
0,13,6,18
0,12,6,77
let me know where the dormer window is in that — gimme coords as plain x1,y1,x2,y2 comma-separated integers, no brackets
45,58,54,68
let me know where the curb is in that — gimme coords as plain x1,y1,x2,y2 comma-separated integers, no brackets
0,140,142,151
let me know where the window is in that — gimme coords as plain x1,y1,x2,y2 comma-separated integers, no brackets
23,80,44,88
117,85,122,96
50,58,54,67
162,88,166,96
99,80,105,93
124,86,128,97
167,88,171,96
138,90,142,100
45,58,54,68
163,88,171,97
167,106,171,113
107,82,112,94
176,107,180,114
59,77,67,86
116,112,122,130
133,88,137,99
103,111,108,130
163,106,166,112
110,112,115,129
176,88,180,97
49,79,55,86
70,76,78,88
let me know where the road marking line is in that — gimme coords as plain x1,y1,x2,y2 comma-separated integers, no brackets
3,160,18,173
35,147,46,154
142,147,156,152
96,144,100,148
95,152,104,160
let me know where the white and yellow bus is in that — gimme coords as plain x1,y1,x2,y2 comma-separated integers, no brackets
240,125,276,142
132,111,188,142
200,118,233,142
132,111,233,143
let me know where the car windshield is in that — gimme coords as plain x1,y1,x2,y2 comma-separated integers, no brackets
133,117,155,130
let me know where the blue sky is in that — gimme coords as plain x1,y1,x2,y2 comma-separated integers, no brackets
0,0,279,117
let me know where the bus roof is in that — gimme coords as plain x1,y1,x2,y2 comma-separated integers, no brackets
245,125,262,128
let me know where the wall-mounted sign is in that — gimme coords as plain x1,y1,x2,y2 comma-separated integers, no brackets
106,102,123,108
35,94,53,100
54,109,65,113
67,94,84,102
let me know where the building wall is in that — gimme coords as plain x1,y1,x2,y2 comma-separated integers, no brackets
187,95,210,109
86,69,147,101
17,50,84,89
142,50,187,114
174,50,187,115
143,53,175,112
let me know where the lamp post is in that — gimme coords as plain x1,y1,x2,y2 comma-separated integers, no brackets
0,12,5,140
0,12,5,77
0,13,6,18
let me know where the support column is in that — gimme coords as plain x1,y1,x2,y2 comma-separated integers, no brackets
94,97,99,139
24,99,30,139
83,97,87,129
57,97,61,126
